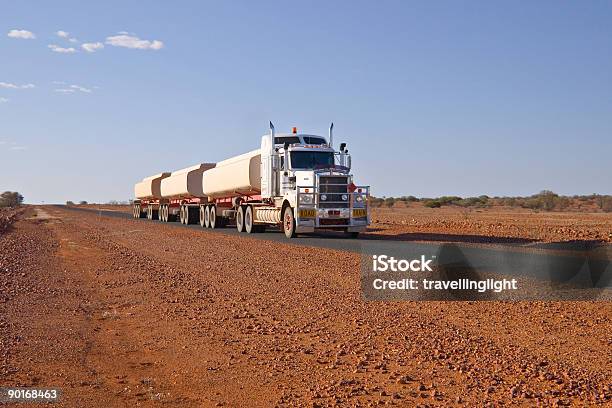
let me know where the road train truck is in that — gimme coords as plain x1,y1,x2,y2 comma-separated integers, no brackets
133,123,370,238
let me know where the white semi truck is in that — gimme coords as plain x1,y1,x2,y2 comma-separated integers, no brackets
133,123,370,238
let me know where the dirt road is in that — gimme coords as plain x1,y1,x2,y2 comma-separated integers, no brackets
1,207,610,406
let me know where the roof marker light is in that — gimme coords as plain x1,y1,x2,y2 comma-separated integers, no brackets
292,127,297,134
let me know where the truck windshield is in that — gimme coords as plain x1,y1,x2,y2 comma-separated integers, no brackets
290,151,335,169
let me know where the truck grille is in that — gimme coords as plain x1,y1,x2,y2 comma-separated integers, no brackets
319,176,349,208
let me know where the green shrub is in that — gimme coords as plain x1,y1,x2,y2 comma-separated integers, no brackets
384,197,396,208
424,200,442,208
0,191,24,208
601,197,612,212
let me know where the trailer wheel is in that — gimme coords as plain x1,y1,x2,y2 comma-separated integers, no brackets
244,206,255,233
236,206,246,232
159,205,164,222
204,205,211,228
138,205,145,218
209,205,217,229
199,206,205,227
283,206,296,238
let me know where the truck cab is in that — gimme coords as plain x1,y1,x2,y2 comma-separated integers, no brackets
260,125,370,238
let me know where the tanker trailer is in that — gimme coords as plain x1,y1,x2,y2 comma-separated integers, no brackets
133,172,171,220
198,123,370,238
158,163,215,224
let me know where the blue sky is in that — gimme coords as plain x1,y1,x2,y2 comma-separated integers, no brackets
1,1,611,203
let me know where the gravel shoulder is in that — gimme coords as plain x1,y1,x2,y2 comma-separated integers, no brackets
0,206,610,407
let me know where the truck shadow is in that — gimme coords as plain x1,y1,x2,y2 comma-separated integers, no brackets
359,231,536,245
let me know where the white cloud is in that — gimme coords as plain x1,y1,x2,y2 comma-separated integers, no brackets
70,84,92,93
55,84,93,94
105,34,163,50
56,30,69,38
0,97,8,103
48,44,77,53
0,82,35,89
10,145,27,151
81,42,104,53
52,81,66,85
7,29,36,39
69,38,78,43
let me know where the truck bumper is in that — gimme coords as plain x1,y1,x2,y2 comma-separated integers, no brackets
296,207,369,231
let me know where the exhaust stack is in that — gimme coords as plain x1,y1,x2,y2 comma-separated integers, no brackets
329,122,334,148
269,121,275,154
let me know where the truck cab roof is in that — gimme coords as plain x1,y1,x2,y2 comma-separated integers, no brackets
273,133,327,146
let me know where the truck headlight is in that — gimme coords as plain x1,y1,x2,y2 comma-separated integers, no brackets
341,194,348,201
355,194,364,203
320,194,327,201
299,194,313,204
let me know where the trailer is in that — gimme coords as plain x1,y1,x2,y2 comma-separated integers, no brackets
133,123,370,238
133,172,170,220
158,163,215,224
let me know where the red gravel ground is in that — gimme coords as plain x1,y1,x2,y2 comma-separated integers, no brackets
1,206,610,406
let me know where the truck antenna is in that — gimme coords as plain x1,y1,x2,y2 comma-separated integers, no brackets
329,122,334,148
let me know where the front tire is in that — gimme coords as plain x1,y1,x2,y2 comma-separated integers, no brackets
283,206,296,238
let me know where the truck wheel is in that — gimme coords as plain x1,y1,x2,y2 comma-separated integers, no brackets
236,206,246,232
283,206,296,238
205,205,212,228
167,207,176,222
209,205,217,229
159,205,164,222
138,205,144,218
181,206,187,224
245,206,255,233
185,206,193,224
147,207,152,220
199,206,205,227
